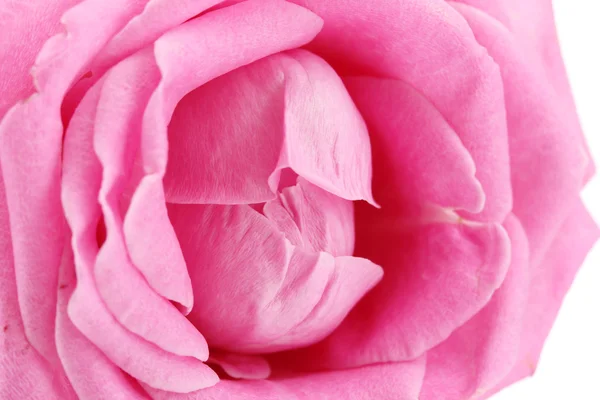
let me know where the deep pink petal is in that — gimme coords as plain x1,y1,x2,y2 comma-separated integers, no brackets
0,0,150,363
419,214,530,400
452,0,595,183
344,77,484,214
168,203,382,353
452,2,590,266
144,358,425,400
280,212,511,370
164,49,375,206
61,78,218,393
0,176,75,400
290,0,512,221
477,201,599,399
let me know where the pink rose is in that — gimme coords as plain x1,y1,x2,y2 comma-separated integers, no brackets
0,0,597,399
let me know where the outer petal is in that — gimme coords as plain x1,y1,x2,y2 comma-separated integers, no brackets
290,0,512,221
477,201,599,399
279,211,511,370
164,49,375,206
61,80,218,393
1,174,75,400
0,0,80,117
0,0,149,363
344,76,485,214
451,2,590,266
55,243,149,400
452,0,595,183
419,214,529,400
168,202,382,353
144,358,426,400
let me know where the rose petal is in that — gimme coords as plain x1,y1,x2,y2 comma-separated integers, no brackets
0,0,80,117
478,200,599,399
144,357,425,400
0,0,150,363
62,78,218,393
279,212,511,370
419,214,530,400
452,2,590,266
63,0,226,119
168,203,382,353
124,0,324,317
209,352,271,380
290,0,512,222
269,179,355,256
0,175,75,400
164,49,375,206
56,244,148,399
452,0,595,183
343,76,485,214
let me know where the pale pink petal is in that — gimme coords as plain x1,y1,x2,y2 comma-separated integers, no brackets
477,201,599,399
273,179,355,256
452,0,595,183
56,244,148,400
419,214,530,400
61,79,218,393
453,2,590,266
0,176,75,400
168,203,382,353
280,214,511,370
0,0,150,363
0,0,80,117
209,352,271,380
344,77,485,214
164,49,375,206
145,358,425,400
290,0,512,222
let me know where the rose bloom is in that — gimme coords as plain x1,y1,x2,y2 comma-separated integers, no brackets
0,0,597,399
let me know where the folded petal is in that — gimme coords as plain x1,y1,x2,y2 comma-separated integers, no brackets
0,0,151,363
164,49,375,206
479,200,599,399
56,244,148,400
209,352,271,380
62,77,218,394
280,212,511,370
270,179,355,256
419,214,530,400
168,203,382,353
124,0,324,324
344,76,485,214
144,357,426,400
452,2,590,266
290,0,512,221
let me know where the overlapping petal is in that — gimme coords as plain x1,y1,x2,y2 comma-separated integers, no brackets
164,49,375,206
291,0,512,222
168,202,382,353
278,211,511,370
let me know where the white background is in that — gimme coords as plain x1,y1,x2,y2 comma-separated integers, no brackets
492,2,600,399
